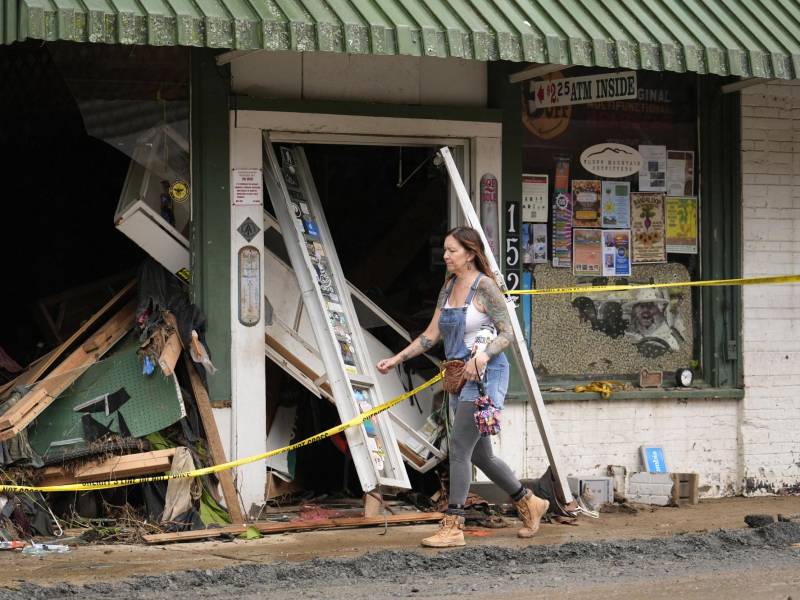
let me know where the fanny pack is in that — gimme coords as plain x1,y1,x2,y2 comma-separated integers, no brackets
441,359,467,394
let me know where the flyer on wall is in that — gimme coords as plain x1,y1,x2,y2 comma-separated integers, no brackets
667,150,695,196
551,192,573,268
602,230,632,276
522,223,548,264
638,145,667,192
552,157,572,268
665,196,698,254
601,180,631,228
521,223,534,265
521,174,549,222
572,179,602,227
631,192,667,263
572,228,603,276
532,223,548,263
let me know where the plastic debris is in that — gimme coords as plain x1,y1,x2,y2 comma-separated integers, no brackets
190,330,217,375
143,355,156,376
0,541,26,550
21,543,70,555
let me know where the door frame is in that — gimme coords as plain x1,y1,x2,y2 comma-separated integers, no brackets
227,109,501,508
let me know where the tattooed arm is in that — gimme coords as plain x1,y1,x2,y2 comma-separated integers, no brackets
376,281,449,374
473,278,514,358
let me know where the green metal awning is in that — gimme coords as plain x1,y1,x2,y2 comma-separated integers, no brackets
2,0,800,79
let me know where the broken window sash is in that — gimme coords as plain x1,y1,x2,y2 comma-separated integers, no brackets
261,135,411,491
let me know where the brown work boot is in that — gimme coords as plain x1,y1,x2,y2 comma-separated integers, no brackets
421,514,466,548
514,489,549,538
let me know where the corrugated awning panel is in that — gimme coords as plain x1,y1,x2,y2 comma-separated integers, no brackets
2,0,799,80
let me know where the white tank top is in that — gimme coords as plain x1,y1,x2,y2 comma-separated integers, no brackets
444,298,492,351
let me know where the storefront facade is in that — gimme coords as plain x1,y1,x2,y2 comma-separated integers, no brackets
3,1,799,511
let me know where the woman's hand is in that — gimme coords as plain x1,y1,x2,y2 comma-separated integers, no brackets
376,355,401,374
463,352,490,381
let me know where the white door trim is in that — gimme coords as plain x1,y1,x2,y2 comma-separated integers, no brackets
234,109,501,139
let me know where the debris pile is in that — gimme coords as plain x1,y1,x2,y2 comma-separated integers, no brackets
0,259,241,548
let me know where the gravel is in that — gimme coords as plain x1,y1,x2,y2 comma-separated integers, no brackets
3,522,799,600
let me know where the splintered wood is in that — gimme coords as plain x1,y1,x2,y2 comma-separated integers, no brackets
0,300,137,441
0,280,136,398
184,355,245,524
143,512,445,544
39,449,178,487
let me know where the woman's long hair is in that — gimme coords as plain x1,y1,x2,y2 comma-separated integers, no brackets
445,226,495,282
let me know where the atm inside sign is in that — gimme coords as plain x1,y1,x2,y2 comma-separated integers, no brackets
528,71,637,110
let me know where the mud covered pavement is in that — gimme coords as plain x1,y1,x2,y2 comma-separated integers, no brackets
2,498,800,600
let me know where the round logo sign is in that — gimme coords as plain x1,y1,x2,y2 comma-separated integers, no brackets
580,143,642,178
169,180,190,203
522,73,572,141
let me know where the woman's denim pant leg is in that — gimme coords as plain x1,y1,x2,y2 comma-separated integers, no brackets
448,397,521,506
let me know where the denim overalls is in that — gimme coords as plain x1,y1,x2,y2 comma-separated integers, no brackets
438,273,510,409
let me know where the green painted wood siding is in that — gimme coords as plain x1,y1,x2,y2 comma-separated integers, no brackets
3,0,799,79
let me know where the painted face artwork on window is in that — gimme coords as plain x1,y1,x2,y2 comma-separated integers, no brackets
571,286,686,358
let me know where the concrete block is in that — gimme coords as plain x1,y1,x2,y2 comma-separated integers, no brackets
629,472,672,485
628,472,675,506
648,495,672,507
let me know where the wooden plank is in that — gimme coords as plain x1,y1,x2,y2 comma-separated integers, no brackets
0,300,136,438
0,349,57,397
398,441,426,468
39,449,178,486
19,280,136,388
264,333,332,396
143,512,445,544
184,354,245,524
158,332,182,376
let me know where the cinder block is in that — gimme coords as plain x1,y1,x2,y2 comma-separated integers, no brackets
628,472,675,506
648,495,672,507
629,472,672,485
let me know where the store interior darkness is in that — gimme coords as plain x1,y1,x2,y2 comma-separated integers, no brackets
0,42,151,371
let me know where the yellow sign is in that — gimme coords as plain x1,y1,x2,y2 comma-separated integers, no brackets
169,180,190,203
665,196,698,254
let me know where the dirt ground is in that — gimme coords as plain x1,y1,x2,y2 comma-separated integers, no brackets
1,496,799,599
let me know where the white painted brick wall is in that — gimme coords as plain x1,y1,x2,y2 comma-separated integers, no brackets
740,80,800,495
477,400,740,498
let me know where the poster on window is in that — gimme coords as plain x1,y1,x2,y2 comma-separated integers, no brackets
523,224,548,264
631,193,666,263
601,181,631,228
551,157,572,268
572,179,602,227
665,196,698,254
573,228,603,276
521,174,549,222
602,230,632,276
638,145,667,192
667,151,695,196
552,192,573,268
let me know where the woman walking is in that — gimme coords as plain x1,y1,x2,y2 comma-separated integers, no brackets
377,226,549,548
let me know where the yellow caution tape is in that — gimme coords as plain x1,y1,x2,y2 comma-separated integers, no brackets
505,274,800,296
0,372,444,494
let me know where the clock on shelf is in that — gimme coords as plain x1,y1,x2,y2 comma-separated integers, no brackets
675,368,694,388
